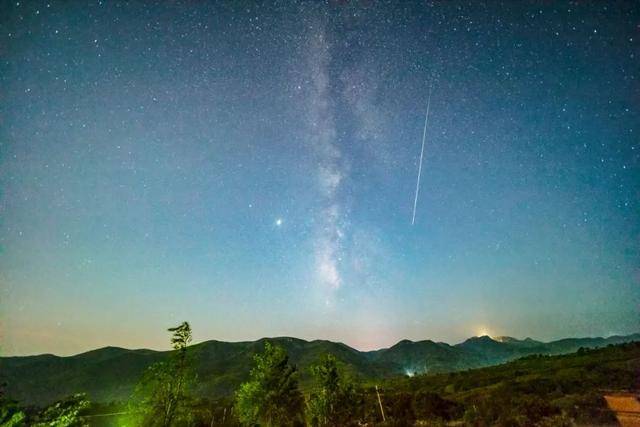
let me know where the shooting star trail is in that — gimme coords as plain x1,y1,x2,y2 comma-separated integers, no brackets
411,87,432,225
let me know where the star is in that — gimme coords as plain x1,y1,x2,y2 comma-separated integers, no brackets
1,0,636,356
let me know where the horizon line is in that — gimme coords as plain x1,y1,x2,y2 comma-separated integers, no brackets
4,331,638,359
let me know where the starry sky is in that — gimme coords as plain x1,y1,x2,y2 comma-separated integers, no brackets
1,1,639,356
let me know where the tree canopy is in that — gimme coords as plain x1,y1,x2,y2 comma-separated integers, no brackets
235,342,305,427
306,355,361,426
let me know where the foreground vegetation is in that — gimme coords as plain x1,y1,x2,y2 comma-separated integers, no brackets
2,323,638,426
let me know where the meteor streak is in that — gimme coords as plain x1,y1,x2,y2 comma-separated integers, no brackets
411,87,433,225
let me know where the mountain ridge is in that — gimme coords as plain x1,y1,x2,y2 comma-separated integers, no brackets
6,332,637,359
2,333,638,407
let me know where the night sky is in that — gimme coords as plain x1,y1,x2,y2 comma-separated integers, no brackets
1,1,639,356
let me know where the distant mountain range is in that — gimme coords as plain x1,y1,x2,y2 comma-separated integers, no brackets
2,333,638,407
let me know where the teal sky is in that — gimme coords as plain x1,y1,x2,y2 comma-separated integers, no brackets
1,1,638,356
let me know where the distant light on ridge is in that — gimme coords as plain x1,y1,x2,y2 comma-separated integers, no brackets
476,326,492,338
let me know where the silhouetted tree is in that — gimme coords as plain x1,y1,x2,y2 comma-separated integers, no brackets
131,321,194,427
234,342,304,426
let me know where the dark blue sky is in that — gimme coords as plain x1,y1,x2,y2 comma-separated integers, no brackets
1,1,638,355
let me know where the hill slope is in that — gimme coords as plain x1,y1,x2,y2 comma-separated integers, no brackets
2,333,638,407
378,342,640,426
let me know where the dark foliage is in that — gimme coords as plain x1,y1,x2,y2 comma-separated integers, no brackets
2,341,637,425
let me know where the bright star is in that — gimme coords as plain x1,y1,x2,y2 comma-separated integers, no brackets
275,218,283,227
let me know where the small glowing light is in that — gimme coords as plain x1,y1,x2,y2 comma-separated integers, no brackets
404,369,415,377
275,218,283,226
476,326,492,337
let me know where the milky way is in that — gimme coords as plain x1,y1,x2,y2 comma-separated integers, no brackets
1,1,638,355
